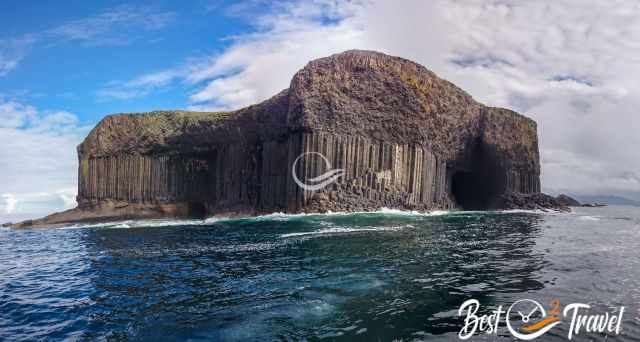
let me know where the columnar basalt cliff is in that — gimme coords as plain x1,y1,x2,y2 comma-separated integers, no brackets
14,50,564,228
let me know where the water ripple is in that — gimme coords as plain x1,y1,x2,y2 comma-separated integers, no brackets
0,206,639,341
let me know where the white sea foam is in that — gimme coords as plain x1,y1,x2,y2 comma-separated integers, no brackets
52,206,556,230
202,208,454,224
280,225,411,238
495,208,563,215
375,207,452,216
58,219,211,230
256,208,453,219
578,215,601,221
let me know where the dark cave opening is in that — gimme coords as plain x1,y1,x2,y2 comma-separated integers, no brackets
187,202,207,219
450,139,502,210
451,171,490,210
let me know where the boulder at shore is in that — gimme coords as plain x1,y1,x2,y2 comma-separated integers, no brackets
11,50,567,228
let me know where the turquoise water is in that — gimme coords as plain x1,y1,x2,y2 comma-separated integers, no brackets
1,206,639,341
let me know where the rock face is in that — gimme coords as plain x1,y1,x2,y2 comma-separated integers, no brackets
555,194,581,207
14,50,564,228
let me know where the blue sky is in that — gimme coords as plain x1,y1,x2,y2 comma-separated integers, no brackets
2,0,640,222
0,1,254,122
0,0,269,222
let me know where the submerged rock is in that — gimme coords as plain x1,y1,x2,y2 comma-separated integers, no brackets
12,50,566,228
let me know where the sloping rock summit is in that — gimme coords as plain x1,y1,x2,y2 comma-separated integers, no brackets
14,50,566,228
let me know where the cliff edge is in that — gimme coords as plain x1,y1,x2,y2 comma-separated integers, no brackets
12,50,565,228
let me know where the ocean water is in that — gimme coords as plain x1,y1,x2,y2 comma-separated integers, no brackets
1,206,639,341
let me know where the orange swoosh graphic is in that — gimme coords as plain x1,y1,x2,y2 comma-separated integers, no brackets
521,316,560,333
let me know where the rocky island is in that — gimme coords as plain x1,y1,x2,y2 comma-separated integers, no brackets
11,50,566,228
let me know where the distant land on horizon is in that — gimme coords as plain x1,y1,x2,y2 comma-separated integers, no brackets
574,194,640,207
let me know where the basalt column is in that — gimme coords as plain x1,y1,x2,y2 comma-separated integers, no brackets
293,131,454,212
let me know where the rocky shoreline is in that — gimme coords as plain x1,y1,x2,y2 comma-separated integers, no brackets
555,193,606,208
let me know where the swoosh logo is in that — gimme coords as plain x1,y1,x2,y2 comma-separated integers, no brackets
507,299,561,340
292,152,345,191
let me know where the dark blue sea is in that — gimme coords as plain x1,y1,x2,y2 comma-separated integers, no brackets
1,206,639,341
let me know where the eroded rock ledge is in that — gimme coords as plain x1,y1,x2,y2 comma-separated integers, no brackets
13,50,566,228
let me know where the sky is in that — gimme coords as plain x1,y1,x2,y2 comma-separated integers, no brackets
1,0,640,222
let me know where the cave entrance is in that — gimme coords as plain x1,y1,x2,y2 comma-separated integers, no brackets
451,170,489,210
450,139,501,210
187,202,207,219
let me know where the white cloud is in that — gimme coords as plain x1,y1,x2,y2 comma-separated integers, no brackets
0,100,38,128
0,99,89,223
96,68,183,100
0,5,175,78
0,35,37,76
1,194,17,214
184,1,367,110
48,4,175,46
0,55,21,76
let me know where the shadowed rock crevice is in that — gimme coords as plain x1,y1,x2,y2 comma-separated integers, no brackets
10,50,567,228
187,202,207,219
